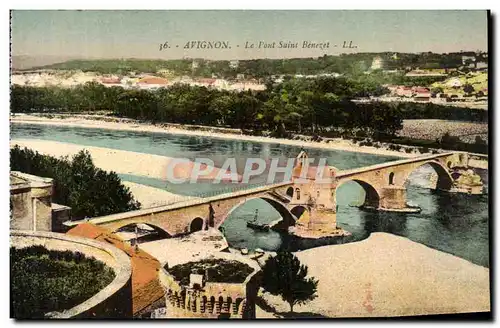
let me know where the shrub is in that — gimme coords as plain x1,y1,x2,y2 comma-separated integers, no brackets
475,135,487,145
388,144,402,151
10,246,115,319
167,259,254,285
311,135,323,142
419,147,430,154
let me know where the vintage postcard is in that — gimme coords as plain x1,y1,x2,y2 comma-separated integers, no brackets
9,10,490,319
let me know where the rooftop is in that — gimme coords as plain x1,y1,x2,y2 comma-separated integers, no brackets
137,76,169,85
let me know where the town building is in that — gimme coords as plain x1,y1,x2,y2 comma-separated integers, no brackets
136,76,170,90
462,55,476,65
447,78,463,88
395,86,414,98
100,76,122,87
476,61,488,70
413,87,431,102
229,60,239,69
371,56,384,70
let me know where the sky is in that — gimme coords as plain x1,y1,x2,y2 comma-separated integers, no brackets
11,10,488,60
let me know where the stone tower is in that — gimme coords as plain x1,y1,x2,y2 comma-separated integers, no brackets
289,151,340,236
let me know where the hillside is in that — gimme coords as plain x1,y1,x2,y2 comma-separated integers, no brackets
431,72,488,96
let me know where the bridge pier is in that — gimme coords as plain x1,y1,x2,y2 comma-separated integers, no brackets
376,186,421,213
304,208,338,233
291,207,347,239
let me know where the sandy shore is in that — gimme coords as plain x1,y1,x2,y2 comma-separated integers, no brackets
10,139,202,207
11,139,175,179
399,119,488,144
259,232,490,318
11,138,230,181
11,114,416,159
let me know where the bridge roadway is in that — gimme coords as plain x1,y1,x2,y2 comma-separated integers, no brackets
64,151,474,235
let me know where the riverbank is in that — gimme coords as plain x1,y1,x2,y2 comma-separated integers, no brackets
258,232,490,318
11,113,418,159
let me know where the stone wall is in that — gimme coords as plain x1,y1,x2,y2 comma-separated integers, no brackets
10,230,133,319
10,191,33,230
51,204,72,232
158,254,261,319
10,172,54,232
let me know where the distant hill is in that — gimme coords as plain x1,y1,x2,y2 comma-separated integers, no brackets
10,55,84,70
27,58,195,75
12,52,482,78
13,53,391,77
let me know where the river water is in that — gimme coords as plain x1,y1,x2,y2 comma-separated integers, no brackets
11,123,490,267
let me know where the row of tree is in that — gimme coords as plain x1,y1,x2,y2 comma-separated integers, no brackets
11,78,402,137
10,146,141,219
11,78,487,139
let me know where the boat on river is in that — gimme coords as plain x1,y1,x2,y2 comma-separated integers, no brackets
246,209,270,231
246,221,270,231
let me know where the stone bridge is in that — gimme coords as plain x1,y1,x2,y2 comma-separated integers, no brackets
334,151,469,211
65,182,298,237
64,151,482,238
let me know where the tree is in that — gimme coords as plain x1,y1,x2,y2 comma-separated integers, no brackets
10,146,140,219
475,135,486,145
440,131,461,146
431,86,444,97
261,251,318,312
463,83,474,95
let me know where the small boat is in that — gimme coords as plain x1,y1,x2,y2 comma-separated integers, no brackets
246,209,270,231
247,221,270,231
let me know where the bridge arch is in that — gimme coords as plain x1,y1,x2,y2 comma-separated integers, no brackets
113,222,172,239
290,205,309,221
217,196,296,228
294,188,301,201
389,172,395,185
336,178,381,209
404,160,454,190
190,217,204,233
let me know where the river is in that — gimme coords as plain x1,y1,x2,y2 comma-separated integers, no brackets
11,123,490,267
